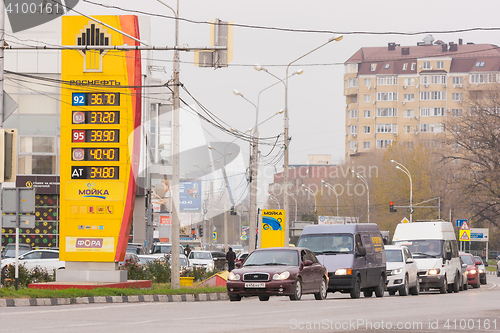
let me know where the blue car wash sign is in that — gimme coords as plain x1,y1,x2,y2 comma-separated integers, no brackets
179,181,201,212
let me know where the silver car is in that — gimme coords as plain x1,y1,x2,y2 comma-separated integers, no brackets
1,249,65,274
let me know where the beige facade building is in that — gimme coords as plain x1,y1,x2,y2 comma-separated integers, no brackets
343,35,500,157
307,154,332,165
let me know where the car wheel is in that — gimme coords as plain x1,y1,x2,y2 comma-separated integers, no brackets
453,273,460,293
350,276,361,299
374,275,385,297
464,279,468,290
497,269,500,277
481,277,487,285
439,277,447,294
474,280,481,288
314,278,328,300
410,277,419,296
229,295,241,302
289,278,302,301
399,275,409,296
258,295,270,301
459,275,464,291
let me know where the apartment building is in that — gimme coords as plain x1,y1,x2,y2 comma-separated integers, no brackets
343,35,500,157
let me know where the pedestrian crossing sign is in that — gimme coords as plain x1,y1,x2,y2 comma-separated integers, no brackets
459,229,471,242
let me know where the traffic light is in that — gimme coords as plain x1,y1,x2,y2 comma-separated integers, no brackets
0,129,17,183
191,228,196,239
198,226,203,237
389,201,397,213
230,206,237,215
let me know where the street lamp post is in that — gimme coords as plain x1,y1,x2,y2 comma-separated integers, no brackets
285,192,298,223
256,35,343,246
157,0,180,289
351,170,370,223
391,160,413,223
269,195,280,209
322,180,339,216
301,184,317,215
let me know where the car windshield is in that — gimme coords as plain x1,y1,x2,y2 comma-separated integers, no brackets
460,254,474,265
153,245,172,254
297,234,354,254
385,249,404,262
243,250,298,267
393,240,442,258
190,252,211,260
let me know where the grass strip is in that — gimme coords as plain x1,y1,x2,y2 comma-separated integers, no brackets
0,284,226,299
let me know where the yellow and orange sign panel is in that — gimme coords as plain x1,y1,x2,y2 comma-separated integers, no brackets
260,209,286,248
60,16,141,262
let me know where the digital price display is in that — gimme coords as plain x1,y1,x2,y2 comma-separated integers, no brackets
71,166,119,179
72,92,120,106
72,148,119,161
72,111,120,124
72,129,119,143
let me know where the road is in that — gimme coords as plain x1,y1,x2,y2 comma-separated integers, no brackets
1,275,500,333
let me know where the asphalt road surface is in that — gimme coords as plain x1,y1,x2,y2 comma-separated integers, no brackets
1,274,500,333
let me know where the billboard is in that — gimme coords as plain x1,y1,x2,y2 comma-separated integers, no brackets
260,209,285,248
180,181,201,211
59,16,142,262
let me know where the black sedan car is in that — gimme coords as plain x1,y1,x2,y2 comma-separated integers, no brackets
226,247,328,302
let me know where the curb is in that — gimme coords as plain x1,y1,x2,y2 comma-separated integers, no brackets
0,292,228,308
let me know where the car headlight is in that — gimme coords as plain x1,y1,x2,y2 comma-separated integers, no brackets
392,268,403,275
335,268,352,276
272,271,290,280
470,269,477,274
479,269,484,273
428,268,440,275
228,272,240,281
208,262,214,270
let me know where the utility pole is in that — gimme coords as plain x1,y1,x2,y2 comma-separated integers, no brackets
0,0,5,261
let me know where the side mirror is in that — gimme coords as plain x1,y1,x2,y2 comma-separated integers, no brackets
475,260,482,265
304,260,313,267
462,263,468,268
356,247,366,257
406,258,415,264
446,252,452,261
235,262,242,268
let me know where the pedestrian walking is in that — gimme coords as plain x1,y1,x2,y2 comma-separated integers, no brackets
226,247,236,272
184,244,192,257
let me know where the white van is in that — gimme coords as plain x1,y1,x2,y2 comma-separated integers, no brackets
392,220,462,294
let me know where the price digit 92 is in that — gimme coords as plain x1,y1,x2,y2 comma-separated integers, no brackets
73,94,84,105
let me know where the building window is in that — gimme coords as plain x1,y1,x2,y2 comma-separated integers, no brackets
423,61,431,69
476,61,485,67
452,93,463,102
348,140,358,150
403,94,414,102
346,77,358,88
363,110,371,118
347,63,359,73
376,124,397,133
437,61,444,69
348,109,358,118
420,108,444,117
376,108,397,117
403,78,415,86
363,142,370,150
364,78,371,86
420,75,429,85
376,140,394,149
363,94,371,103
404,126,412,134
384,63,390,69
363,126,371,134
420,123,444,133
403,109,414,118
452,77,463,86
403,63,408,70
348,125,358,134
377,75,398,85
406,141,414,148
376,92,398,101
18,136,58,175
411,63,416,70
352,97,357,103
451,109,462,117
370,63,377,71
431,75,446,84
420,91,443,100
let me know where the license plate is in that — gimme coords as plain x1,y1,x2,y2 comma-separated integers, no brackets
419,278,423,283
245,283,265,288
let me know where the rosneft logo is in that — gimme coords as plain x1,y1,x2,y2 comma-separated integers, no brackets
76,22,111,72
76,238,103,249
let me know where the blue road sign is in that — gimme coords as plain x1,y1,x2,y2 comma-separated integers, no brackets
456,219,467,227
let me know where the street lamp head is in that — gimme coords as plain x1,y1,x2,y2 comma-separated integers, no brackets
390,159,396,163
278,109,284,114
233,89,242,96
294,69,304,75
329,34,343,42
207,146,213,150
